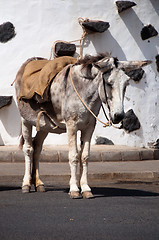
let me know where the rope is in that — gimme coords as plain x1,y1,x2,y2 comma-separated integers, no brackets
49,34,86,59
36,110,45,131
69,66,111,128
101,103,110,122
11,78,16,86
49,17,88,60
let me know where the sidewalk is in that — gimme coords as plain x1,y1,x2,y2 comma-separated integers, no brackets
0,145,159,184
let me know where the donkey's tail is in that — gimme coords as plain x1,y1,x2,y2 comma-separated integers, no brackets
19,121,24,150
19,135,24,150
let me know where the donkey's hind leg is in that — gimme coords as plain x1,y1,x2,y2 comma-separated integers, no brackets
21,118,33,193
80,126,95,199
32,130,48,192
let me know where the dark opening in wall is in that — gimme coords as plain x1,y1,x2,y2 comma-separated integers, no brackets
141,24,158,40
153,139,159,149
116,1,136,13
155,55,159,72
54,42,76,57
126,68,145,82
95,137,114,145
82,21,110,33
0,96,12,109
0,22,16,43
119,109,140,133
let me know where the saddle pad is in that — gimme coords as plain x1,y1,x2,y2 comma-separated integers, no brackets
19,56,77,100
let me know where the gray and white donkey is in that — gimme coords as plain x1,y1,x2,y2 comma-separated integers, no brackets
15,54,151,198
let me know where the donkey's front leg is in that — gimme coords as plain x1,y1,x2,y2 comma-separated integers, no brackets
21,118,33,193
67,121,80,199
80,126,95,199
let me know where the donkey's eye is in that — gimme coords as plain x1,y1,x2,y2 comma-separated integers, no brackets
125,81,129,87
106,82,113,88
124,81,129,92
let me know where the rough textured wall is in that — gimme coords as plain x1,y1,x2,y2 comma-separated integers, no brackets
0,0,158,147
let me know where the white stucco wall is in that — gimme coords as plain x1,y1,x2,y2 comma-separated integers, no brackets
0,0,158,147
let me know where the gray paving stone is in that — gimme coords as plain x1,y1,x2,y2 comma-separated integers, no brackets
140,149,154,160
121,150,140,161
101,151,122,161
58,150,68,162
0,151,12,162
41,150,59,162
154,149,159,160
90,151,102,162
12,150,24,162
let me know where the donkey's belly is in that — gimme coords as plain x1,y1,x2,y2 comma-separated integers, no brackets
18,99,66,134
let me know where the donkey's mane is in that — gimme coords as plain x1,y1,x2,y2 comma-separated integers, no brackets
76,53,110,68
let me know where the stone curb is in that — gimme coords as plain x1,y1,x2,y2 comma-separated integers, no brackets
0,145,158,163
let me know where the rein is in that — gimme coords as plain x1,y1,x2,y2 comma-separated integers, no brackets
69,66,112,128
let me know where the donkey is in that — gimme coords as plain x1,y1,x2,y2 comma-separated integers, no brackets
15,54,151,198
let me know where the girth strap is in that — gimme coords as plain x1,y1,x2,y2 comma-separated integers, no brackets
36,110,58,132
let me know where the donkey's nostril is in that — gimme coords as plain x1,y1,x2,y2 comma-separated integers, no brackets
113,112,125,124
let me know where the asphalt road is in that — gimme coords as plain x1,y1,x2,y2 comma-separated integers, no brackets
0,182,159,240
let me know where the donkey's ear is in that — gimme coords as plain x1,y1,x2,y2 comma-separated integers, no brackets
118,60,152,72
93,58,114,71
92,62,101,69
93,61,106,69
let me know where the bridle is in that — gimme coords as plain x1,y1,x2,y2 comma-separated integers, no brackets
69,65,114,128
101,73,112,123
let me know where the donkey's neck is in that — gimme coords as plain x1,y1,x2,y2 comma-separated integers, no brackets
75,64,99,80
72,65,102,115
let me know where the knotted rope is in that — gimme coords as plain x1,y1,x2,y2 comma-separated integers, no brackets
49,18,89,59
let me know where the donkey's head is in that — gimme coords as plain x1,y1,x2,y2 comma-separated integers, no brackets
94,56,151,124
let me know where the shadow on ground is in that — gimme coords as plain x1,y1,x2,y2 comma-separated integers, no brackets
0,184,159,197
91,187,159,197
0,186,21,191
45,185,159,197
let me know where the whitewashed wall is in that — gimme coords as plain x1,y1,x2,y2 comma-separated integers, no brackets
0,0,158,147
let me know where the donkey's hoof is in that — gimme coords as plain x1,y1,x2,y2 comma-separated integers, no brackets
82,191,94,199
22,185,31,193
36,185,45,192
69,191,81,199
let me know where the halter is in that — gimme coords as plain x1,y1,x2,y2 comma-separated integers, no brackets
101,73,111,122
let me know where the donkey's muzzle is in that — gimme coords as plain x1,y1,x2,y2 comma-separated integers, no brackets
112,112,125,124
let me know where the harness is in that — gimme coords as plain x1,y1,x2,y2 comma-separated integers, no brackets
36,64,117,131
